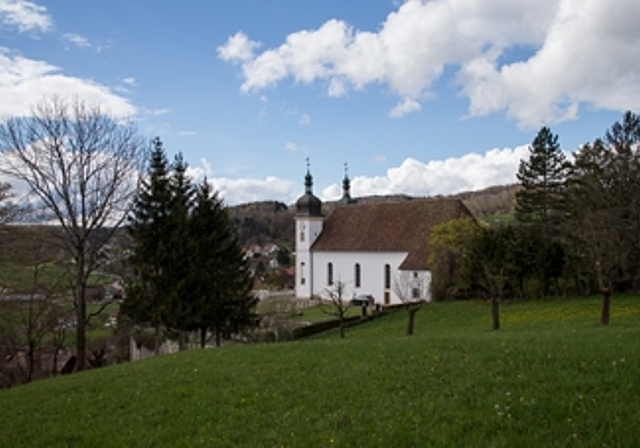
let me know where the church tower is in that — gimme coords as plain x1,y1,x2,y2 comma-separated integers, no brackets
338,163,357,205
294,161,323,299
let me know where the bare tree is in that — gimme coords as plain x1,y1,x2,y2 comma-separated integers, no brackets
392,271,429,335
320,281,351,338
0,182,22,224
0,225,68,384
0,97,145,371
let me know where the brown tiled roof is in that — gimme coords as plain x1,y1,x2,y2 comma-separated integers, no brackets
311,198,473,270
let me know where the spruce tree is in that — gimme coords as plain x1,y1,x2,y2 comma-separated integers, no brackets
515,127,568,236
185,179,256,347
163,153,196,342
122,137,174,353
124,144,257,351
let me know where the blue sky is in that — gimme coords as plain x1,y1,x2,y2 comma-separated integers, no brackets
1,0,638,205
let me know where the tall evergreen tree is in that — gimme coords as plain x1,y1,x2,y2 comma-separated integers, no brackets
515,127,569,297
122,137,174,353
515,127,569,236
184,179,256,347
163,153,196,343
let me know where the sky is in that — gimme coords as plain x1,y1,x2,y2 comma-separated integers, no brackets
1,0,639,206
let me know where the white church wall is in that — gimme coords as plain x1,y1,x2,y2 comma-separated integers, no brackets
311,251,411,305
294,216,324,299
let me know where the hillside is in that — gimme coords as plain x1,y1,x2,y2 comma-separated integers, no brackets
0,295,638,446
228,184,519,248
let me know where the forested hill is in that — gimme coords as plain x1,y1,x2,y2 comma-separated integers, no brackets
227,184,519,249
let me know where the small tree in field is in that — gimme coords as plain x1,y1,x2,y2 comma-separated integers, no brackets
392,271,428,335
320,281,350,338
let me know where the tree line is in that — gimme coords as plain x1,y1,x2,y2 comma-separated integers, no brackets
0,98,257,381
430,111,640,324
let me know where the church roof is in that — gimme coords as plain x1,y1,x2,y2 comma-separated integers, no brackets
311,198,473,270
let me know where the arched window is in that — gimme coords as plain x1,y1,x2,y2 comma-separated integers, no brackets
384,264,391,289
327,262,333,286
300,261,306,285
355,263,361,288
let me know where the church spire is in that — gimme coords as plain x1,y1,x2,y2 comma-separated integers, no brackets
339,162,356,205
295,158,323,217
304,157,313,194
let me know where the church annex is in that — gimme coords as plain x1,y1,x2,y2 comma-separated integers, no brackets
294,166,473,305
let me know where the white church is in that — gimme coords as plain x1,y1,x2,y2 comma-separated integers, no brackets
294,166,473,305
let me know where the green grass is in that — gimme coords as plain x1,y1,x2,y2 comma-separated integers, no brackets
1,294,639,447
482,212,516,226
293,304,360,323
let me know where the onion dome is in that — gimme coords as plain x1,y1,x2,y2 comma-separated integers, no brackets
295,163,323,217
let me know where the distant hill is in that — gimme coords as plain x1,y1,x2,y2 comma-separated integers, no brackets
227,184,520,248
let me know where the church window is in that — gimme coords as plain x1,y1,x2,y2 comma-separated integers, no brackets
327,262,333,286
384,264,391,289
355,263,361,287
300,262,306,285
299,222,306,243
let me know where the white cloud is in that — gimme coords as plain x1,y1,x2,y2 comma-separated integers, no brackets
114,77,137,94
0,49,136,118
217,32,261,63
210,176,296,205
0,0,51,32
389,98,421,118
62,33,90,48
181,145,535,206
285,142,298,153
140,107,170,117
185,159,296,206
220,0,640,127
321,145,531,200
299,113,310,125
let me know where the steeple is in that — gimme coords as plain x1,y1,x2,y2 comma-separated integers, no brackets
339,162,357,205
295,158,323,217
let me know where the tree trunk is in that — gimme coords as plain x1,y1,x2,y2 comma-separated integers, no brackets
491,297,500,330
200,328,206,348
178,332,186,351
52,348,59,377
338,315,345,338
154,322,161,355
406,308,417,335
26,343,35,383
600,288,611,325
75,280,87,372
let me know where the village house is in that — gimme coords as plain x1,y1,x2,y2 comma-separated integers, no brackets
294,166,472,305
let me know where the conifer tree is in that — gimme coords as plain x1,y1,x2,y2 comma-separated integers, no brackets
163,153,196,343
515,127,569,236
184,179,256,347
515,127,569,296
122,137,174,353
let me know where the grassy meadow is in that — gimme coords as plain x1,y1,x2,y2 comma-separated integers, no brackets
1,294,639,447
